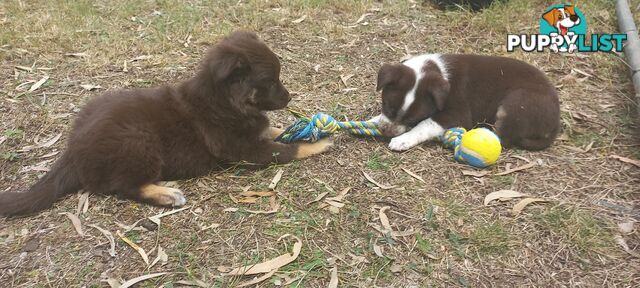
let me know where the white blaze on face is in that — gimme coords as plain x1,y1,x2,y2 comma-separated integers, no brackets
398,54,448,118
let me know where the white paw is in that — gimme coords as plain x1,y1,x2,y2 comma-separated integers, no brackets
167,188,187,207
388,136,418,151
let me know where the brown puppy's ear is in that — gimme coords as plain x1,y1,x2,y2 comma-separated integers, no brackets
210,49,249,82
426,75,450,111
541,9,558,26
376,64,399,92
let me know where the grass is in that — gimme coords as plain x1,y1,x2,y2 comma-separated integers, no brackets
1,0,639,287
534,205,615,256
470,221,512,256
366,152,399,171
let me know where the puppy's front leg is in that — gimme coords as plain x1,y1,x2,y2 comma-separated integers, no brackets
388,118,444,151
264,127,285,140
238,139,332,165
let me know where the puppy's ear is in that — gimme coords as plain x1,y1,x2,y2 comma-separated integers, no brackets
565,5,575,15
209,49,249,82
426,74,450,111
542,9,558,26
376,64,398,92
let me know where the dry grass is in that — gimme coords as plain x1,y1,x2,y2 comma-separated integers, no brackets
1,0,639,287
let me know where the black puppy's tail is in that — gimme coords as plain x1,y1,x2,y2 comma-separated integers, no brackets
0,153,81,217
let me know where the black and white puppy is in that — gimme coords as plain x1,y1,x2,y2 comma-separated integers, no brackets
372,54,560,151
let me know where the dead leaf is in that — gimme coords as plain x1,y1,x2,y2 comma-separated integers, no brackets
495,162,536,176
76,191,89,215
15,65,32,72
339,74,354,86
237,269,277,288
618,221,636,234
328,266,338,288
379,206,393,234
88,225,116,257
28,76,49,93
512,198,547,216
461,170,490,177
130,55,152,62
117,230,149,265
373,243,385,258
353,13,373,24
268,169,284,190
614,234,639,257
240,191,275,197
227,234,302,275
324,200,345,208
119,272,168,288
148,206,189,225
325,187,351,203
306,191,329,205
149,246,168,268
370,224,416,238
484,190,527,206
105,278,121,288
223,207,278,214
362,171,396,189
175,280,210,287
291,15,307,23
401,168,425,183
200,223,220,231
609,155,640,167
65,52,89,58
238,197,258,204
389,264,403,273
38,133,62,148
60,212,84,236
80,84,102,91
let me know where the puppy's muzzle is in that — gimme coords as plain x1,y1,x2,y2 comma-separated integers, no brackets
377,116,407,137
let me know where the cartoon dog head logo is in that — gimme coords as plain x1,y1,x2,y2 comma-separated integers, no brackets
508,4,625,53
540,4,587,36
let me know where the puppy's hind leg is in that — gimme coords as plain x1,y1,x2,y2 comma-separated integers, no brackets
495,89,559,151
139,184,187,207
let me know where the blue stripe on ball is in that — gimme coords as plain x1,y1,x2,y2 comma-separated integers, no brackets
456,145,490,168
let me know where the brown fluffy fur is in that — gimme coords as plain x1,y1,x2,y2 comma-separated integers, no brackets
0,31,331,217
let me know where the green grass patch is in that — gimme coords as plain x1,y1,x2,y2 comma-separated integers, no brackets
470,221,512,256
366,152,399,171
534,206,615,255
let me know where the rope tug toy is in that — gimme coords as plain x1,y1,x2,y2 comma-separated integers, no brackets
275,108,381,143
441,127,502,168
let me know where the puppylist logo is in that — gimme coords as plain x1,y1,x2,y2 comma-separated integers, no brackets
507,4,627,53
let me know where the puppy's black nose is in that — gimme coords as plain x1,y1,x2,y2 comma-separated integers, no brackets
570,15,579,22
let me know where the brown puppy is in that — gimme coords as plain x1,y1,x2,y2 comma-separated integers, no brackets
0,31,331,217
372,54,559,151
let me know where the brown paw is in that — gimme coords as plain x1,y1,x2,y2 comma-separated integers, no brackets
266,127,285,140
140,184,187,207
295,138,333,159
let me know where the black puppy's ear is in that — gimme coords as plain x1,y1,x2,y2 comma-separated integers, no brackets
210,50,249,82
427,75,450,111
376,64,398,92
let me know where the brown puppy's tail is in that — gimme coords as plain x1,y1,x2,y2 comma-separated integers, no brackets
0,153,81,217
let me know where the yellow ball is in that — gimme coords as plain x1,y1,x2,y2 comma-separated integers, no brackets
454,128,502,168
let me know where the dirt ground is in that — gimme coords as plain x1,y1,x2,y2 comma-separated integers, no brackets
1,0,639,287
